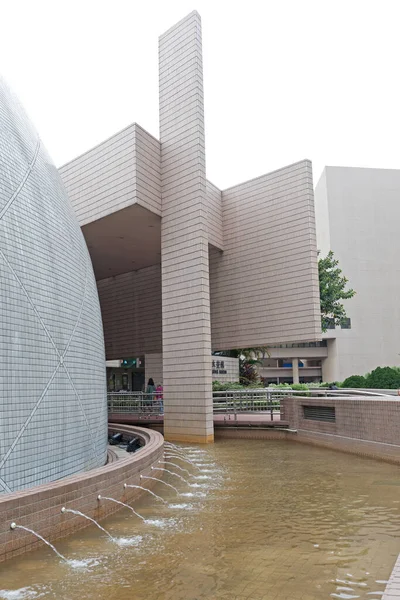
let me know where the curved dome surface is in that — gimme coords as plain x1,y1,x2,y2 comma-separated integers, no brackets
0,80,107,493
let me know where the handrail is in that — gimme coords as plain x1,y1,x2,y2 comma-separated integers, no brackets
107,388,394,418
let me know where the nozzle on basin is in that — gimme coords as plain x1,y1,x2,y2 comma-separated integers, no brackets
61,507,66,514
97,495,102,501
123,483,127,488
10,522,16,530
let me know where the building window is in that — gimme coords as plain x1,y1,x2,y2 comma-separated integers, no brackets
326,319,335,330
340,318,351,329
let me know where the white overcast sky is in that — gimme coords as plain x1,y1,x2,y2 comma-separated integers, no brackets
1,0,399,189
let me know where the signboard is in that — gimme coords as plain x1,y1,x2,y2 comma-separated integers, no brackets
212,359,227,375
120,357,144,368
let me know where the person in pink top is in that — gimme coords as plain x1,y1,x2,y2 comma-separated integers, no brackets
155,384,164,414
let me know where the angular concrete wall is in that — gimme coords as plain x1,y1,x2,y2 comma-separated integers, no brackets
97,265,162,359
210,160,321,350
159,11,213,443
0,80,107,493
206,180,223,250
60,124,161,225
145,353,163,387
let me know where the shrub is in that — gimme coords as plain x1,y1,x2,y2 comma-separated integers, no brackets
268,383,292,389
365,366,400,389
212,381,243,391
291,383,311,396
341,375,367,388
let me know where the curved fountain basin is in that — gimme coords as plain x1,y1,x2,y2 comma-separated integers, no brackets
0,425,163,563
0,440,399,600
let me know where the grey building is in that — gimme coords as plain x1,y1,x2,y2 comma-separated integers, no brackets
315,166,400,382
0,80,107,493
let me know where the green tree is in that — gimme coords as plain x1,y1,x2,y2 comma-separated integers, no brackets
318,251,355,332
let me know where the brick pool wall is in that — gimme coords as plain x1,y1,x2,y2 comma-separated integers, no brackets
0,425,164,563
281,396,400,464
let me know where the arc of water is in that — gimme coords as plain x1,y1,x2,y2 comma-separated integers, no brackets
164,442,181,450
124,483,167,504
164,446,191,456
164,445,193,459
161,460,192,477
97,495,146,522
151,466,189,484
10,523,67,562
164,454,202,471
61,507,114,540
164,449,195,461
140,474,180,495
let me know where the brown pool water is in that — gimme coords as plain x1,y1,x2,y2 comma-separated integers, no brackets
0,440,399,600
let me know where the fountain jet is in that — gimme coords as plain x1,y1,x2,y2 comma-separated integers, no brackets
160,460,192,477
164,453,202,471
97,495,146,521
140,474,180,495
61,507,114,540
10,523,68,562
124,483,167,504
151,466,189,484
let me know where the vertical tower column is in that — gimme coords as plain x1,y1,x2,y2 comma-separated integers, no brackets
159,11,213,443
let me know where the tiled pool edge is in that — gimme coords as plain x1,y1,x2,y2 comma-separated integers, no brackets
383,554,400,599
281,396,400,465
0,425,164,563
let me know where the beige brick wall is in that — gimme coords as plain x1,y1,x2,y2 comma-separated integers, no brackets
145,353,163,386
206,180,223,250
59,124,161,226
97,265,162,359
210,160,321,350
281,396,400,463
159,11,213,443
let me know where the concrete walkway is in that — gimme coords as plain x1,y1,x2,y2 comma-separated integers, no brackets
109,411,287,428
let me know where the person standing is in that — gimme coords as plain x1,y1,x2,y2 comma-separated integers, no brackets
156,383,164,414
145,378,156,410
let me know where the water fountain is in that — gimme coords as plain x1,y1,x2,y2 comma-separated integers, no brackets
61,508,114,541
163,442,181,450
164,453,202,471
140,474,180,495
161,460,192,477
10,523,68,563
151,466,189,484
123,483,167,504
97,495,146,521
164,446,194,458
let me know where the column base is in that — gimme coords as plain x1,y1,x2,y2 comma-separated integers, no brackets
164,432,214,444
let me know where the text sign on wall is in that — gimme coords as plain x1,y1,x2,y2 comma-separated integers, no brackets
212,359,227,375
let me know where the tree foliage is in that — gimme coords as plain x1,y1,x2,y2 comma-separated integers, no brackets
213,347,269,386
342,367,400,389
341,374,367,388
318,251,355,332
366,366,400,389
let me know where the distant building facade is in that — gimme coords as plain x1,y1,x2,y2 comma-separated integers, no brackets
315,166,400,382
59,11,321,441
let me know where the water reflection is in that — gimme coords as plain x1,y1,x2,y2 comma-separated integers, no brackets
0,440,399,600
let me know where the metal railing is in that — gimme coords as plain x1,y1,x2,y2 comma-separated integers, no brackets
108,392,163,417
107,387,394,419
212,389,279,420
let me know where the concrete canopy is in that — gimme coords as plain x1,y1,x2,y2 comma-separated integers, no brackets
82,204,161,280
